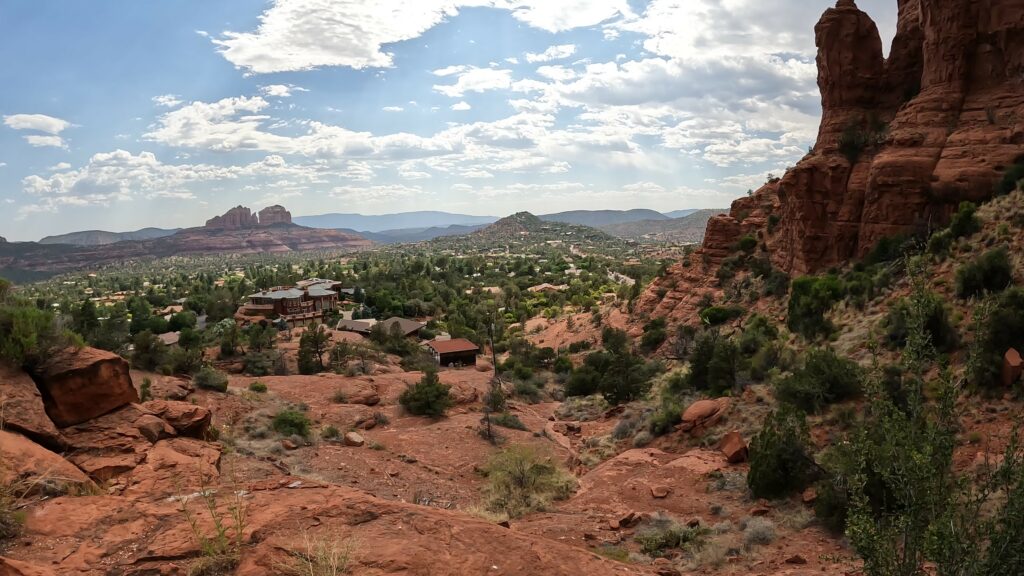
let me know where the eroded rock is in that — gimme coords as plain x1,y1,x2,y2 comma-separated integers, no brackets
34,347,138,428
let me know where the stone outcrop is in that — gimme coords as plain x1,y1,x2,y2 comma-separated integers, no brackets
257,204,292,226
142,400,212,438
0,364,64,448
204,205,259,229
0,430,94,496
678,398,729,434
640,0,1024,324
34,347,139,427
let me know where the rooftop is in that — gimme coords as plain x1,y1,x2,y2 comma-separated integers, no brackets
427,338,480,355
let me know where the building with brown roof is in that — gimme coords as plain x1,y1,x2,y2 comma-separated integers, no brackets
426,338,480,367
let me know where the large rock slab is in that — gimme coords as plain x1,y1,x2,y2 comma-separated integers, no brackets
0,364,63,449
34,347,138,427
0,430,94,496
142,399,212,438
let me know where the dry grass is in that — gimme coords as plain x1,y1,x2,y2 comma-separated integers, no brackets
277,530,354,576
481,446,577,519
177,469,248,576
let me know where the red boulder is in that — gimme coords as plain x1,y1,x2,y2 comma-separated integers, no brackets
34,347,138,427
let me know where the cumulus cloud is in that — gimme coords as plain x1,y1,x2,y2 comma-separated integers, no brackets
382,106,405,112
152,94,183,108
432,66,513,97
212,0,632,73
259,84,306,97
24,135,68,149
3,113,72,135
450,101,472,111
525,44,576,63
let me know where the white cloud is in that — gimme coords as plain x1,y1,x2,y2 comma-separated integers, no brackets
212,0,632,73
525,44,576,63
382,106,405,112
504,57,519,65
0,162,6,168
260,84,306,98
24,135,68,149
432,66,512,97
450,101,472,111
49,162,72,171
152,94,183,108
535,65,578,82
3,113,72,135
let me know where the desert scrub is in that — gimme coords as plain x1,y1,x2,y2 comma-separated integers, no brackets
0,479,25,541
633,513,709,556
491,412,527,431
747,406,815,499
741,517,776,550
177,473,248,576
956,247,1014,299
248,381,267,393
481,446,576,519
272,410,311,438
193,366,229,393
277,529,352,576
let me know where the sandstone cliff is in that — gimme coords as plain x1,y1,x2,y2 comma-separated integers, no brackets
640,0,1024,324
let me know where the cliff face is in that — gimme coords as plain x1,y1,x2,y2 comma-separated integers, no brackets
640,0,1024,324
205,206,259,229
258,205,292,226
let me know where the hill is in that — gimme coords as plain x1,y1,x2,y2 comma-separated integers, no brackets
39,227,180,246
599,209,727,243
539,209,668,227
0,205,370,274
293,211,497,232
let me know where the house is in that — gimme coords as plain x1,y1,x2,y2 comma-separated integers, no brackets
244,278,342,326
158,332,181,347
426,338,479,367
379,317,425,338
528,283,569,294
337,319,377,334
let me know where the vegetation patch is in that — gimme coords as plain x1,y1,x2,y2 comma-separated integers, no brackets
775,348,863,413
747,406,815,499
481,446,576,519
193,366,229,393
399,370,453,418
272,410,311,438
956,247,1014,299
787,275,844,339
634,513,709,557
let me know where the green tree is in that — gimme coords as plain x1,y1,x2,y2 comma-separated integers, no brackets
399,370,453,418
748,405,816,499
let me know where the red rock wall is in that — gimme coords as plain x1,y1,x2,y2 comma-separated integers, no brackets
205,205,259,229
640,0,1024,324
258,205,292,226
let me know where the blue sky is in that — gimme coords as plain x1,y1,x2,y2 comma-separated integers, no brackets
0,0,896,240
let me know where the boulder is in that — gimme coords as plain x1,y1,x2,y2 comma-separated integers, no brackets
61,404,170,482
0,430,94,496
347,388,381,406
0,364,63,449
142,400,212,438
1003,348,1023,388
679,398,729,433
34,347,138,427
343,432,365,447
0,557,57,576
717,431,748,464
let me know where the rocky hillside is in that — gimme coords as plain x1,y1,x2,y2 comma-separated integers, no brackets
641,0,1024,323
600,209,727,244
39,228,180,246
0,205,371,274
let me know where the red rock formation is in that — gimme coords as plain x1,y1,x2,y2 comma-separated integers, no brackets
204,205,259,229
0,364,64,449
258,204,292,226
641,0,1024,324
34,347,138,427
0,430,94,495
142,399,212,438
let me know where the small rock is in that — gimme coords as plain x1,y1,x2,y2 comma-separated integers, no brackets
650,486,670,499
717,431,748,464
802,487,818,505
749,505,770,517
686,518,701,528
498,520,511,529
281,439,299,450
608,518,620,530
343,432,365,447
785,554,808,565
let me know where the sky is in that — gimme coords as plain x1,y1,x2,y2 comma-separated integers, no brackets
0,0,897,241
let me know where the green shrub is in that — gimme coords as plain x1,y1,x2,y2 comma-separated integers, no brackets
996,160,1024,196
928,229,954,256
788,275,844,339
747,406,815,499
736,235,758,254
272,410,311,438
641,317,668,351
491,412,527,431
634,513,709,556
883,293,959,352
513,380,542,404
482,446,576,519
864,235,911,267
193,366,229,393
956,248,1014,298
140,377,153,402
0,482,25,541
949,201,981,239
775,348,862,413
248,381,267,393
969,288,1024,388
700,306,745,327
684,331,737,395
321,425,340,440
399,370,453,418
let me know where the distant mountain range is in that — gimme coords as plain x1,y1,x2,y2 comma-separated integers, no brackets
293,211,497,233
39,228,180,246
598,209,727,244
294,208,705,244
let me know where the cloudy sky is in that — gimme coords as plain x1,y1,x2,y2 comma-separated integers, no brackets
0,0,896,240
